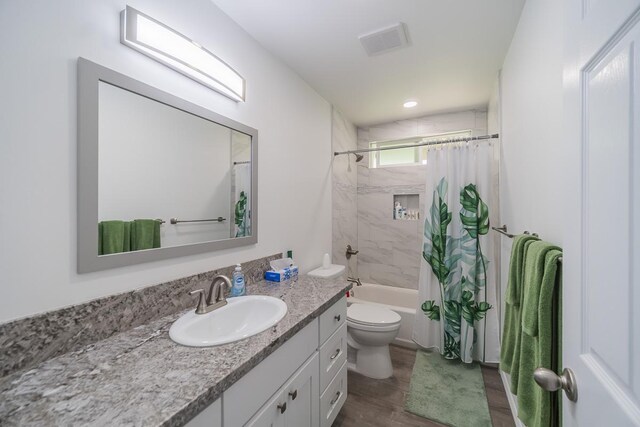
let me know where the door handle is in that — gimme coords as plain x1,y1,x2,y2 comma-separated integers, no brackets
277,402,287,414
330,391,342,405
330,348,341,360
533,367,578,402
334,314,341,322
288,389,297,400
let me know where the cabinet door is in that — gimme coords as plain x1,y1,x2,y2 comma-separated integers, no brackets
284,353,319,427
246,353,319,427
245,388,287,427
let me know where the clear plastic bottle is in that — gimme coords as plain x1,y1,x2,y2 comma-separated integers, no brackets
231,264,246,297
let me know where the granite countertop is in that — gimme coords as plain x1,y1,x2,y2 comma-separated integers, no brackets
0,276,351,426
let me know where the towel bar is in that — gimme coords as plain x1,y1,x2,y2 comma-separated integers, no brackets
492,225,562,263
170,217,226,224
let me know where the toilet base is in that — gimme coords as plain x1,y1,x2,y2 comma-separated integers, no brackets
347,343,394,379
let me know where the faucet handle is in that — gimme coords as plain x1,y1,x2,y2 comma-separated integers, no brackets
189,289,208,314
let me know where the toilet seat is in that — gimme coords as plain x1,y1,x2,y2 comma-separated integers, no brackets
347,303,401,329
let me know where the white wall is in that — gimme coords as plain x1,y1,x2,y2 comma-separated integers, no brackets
98,81,233,245
489,0,563,331
0,0,332,323
494,0,563,247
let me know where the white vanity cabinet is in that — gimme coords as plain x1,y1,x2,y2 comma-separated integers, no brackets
317,298,348,427
184,397,222,427
186,297,347,427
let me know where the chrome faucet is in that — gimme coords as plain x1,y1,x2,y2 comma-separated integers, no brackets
347,277,362,286
189,274,232,314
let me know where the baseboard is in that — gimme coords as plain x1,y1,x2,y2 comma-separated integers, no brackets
499,370,526,427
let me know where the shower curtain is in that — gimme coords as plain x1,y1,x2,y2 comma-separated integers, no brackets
233,163,251,237
412,140,500,363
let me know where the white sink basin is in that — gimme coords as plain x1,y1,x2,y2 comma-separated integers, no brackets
169,295,288,347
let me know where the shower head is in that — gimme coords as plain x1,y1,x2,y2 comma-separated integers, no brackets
354,153,364,162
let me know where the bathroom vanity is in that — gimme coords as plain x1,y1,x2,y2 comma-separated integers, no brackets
0,276,350,426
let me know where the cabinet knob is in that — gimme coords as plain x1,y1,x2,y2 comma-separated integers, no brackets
288,389,298,400
277,402,287,414
334,314,341,321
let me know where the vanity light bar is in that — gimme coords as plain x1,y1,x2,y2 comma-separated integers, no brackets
120,6,245,102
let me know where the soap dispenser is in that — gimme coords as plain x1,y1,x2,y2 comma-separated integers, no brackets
231,264,246,297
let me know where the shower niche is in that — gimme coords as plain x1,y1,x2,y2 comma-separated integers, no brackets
393,194,419,220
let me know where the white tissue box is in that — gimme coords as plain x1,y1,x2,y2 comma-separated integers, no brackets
264,258,299,282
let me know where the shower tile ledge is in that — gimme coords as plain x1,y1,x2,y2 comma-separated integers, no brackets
0,276,351,427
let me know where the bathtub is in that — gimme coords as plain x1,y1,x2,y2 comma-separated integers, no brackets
346,282,419,349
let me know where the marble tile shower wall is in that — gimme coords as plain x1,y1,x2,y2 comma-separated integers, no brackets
356,110,488,289
331,108,358,277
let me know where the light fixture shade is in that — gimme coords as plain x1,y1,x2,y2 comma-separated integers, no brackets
120,6,245,102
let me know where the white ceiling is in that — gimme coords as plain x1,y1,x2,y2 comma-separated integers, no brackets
212,0,525,126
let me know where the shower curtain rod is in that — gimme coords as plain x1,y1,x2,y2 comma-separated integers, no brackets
333,133,499,157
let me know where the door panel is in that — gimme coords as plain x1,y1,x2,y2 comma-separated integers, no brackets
564,0,640,424
584,39,632,385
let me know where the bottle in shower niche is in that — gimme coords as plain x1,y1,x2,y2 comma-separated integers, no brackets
231,264,246,297
394,202,402,220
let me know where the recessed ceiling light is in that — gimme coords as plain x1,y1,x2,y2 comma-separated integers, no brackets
403,100,418,108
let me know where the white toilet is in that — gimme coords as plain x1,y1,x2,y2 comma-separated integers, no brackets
346,303,401,379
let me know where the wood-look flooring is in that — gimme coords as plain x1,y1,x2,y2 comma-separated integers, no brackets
332,345,515,427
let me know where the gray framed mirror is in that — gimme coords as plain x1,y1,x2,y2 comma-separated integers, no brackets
77,58,258,273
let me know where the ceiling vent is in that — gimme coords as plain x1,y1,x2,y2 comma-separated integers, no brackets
359,23,410,56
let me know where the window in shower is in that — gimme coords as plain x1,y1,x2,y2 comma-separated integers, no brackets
369,130,472,168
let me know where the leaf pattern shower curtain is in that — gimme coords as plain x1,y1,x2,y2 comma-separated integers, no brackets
412,141,500,363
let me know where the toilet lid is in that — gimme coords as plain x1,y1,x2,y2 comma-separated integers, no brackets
347,303,401,326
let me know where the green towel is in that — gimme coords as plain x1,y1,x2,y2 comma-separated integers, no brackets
511,242,558,394
506,238,538,392
510,240,556,394
130,219,161,251
517,248,562,427
500,234,539,375
523,241,561,336
98,220,131,255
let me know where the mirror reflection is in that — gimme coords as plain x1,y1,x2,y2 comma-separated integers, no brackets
97,81,252,256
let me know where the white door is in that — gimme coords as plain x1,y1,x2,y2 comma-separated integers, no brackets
564,0,640,425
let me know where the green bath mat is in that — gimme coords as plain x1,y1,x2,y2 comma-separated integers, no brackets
405,350,492,427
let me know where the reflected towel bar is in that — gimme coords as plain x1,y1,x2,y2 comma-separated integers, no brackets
170,217,226,224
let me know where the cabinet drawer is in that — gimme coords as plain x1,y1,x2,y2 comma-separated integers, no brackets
318,297,347,344
319,360,347,427
224,319,319,427
319,323,347,392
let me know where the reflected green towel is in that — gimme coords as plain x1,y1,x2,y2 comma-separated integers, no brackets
517,248,562,427
501,234,539,375
98,221,131,255
131,219,161,251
